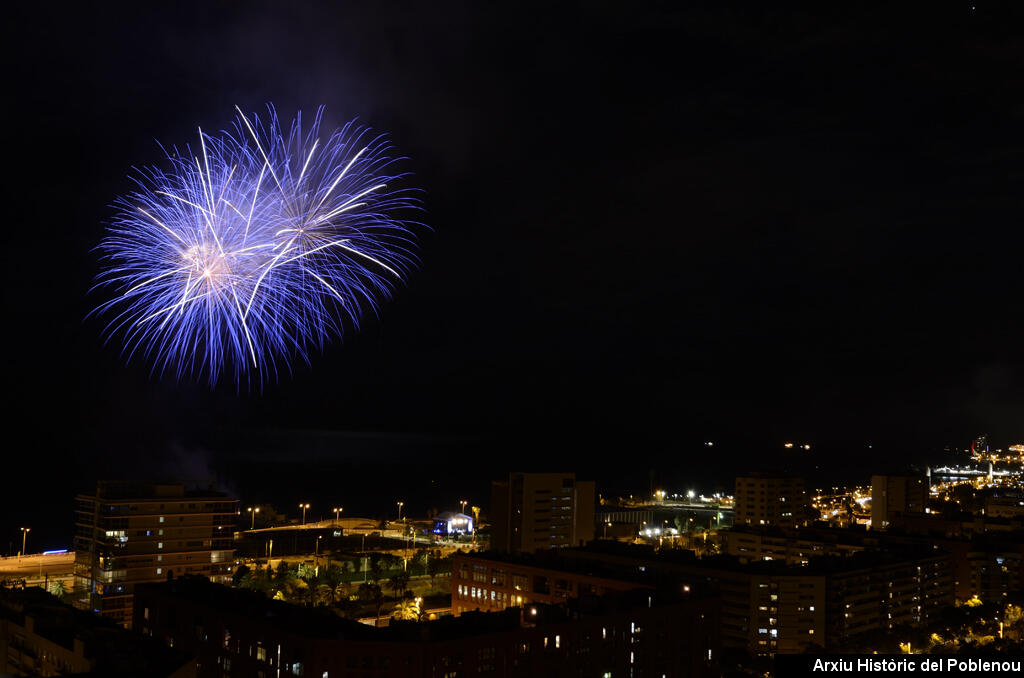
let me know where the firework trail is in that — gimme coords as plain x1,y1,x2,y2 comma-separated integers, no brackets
93,106,421,385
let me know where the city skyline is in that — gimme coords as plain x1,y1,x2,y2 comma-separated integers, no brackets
2,5,1024,673
2,0,1023,551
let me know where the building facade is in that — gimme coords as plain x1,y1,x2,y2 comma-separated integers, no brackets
870,474,928,529
72,481,237,628
561,544,953,655
135,576,720,678
490,473,595,553
722,525,868,565
451,552,648,616
0,587,194,677
734,475,804,528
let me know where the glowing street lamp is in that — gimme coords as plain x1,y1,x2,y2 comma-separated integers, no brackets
19,527,30,560
333,507,343,525
397,501,404,522
460,499,467,515
299,503,310,525
247,507,260,530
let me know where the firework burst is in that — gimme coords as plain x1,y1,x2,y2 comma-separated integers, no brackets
93,106,421,385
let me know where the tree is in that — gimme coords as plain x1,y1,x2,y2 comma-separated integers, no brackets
48,580,67,601
368,555,384,584
274,560,292,585
296,562,316,581
381,553,403,571
427,557,441,589
392,597,420,621
388,571,410,599
358,583,385,626
412,548,430,574
232,564,251,586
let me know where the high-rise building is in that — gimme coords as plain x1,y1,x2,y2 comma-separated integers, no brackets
72,481,237,628
870,474,928,529
491,473,595,553
734,475,804,528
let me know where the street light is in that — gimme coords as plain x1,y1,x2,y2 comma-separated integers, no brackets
460,499,467,515
397,501,404,522
19,527,30,560
333,507,343,526
299,503,310,525
247,507,260,530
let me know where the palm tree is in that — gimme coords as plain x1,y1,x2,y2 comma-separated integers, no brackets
48,580,67,601
388,571,410,600
392,597,420,621
368,555,384,585
358,583,385,627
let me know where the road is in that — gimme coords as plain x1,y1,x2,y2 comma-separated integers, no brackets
0,551,75,590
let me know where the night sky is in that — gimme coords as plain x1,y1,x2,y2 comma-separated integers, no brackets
4,3,1022,546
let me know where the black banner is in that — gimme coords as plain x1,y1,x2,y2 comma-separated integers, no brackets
774,654,1024,677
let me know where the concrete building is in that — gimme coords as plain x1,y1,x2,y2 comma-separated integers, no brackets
135,575,720,678
451,552,651,615
560,543,952,655
722,525,868,565
490,473,595,553
0,587,194,677
870,474,928,529
72,481,237,628
734,475,804,528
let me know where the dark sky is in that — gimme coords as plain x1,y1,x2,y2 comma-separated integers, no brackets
3,2,1023,543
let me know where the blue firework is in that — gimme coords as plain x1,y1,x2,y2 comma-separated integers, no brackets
94,106,421,385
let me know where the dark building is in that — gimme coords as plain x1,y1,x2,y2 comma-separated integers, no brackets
870,474,928,529
557,542,953,655
0,586,195,677
490,473,595,553
451,551,655,615
72,481,237,628
734,475,804,528
135,575,719,678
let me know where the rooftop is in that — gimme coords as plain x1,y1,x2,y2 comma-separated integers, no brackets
139,575,689,643
0,587,192,676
